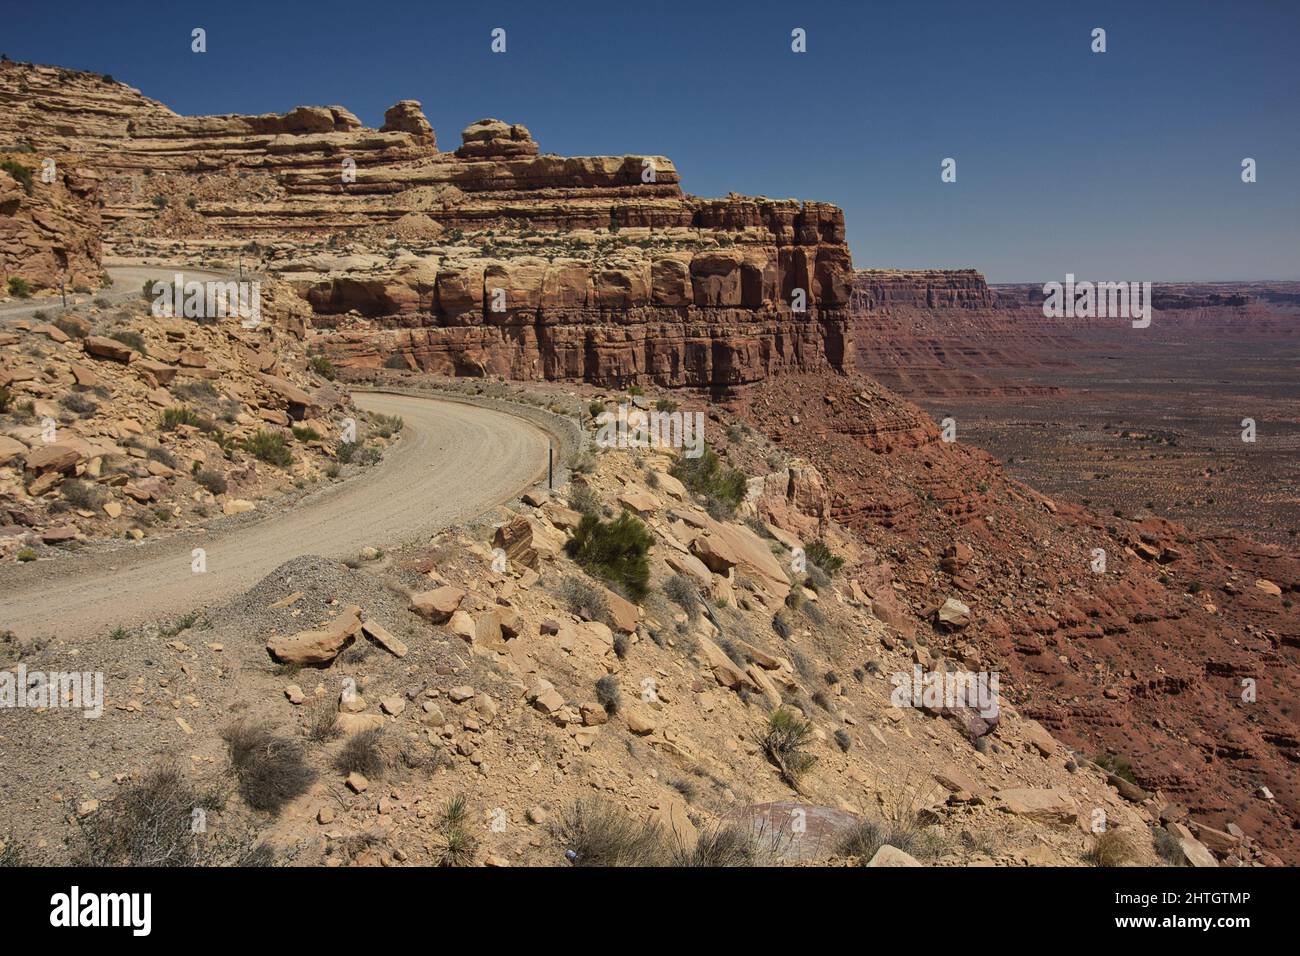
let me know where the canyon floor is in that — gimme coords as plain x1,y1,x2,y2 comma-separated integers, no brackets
919,306,1300,550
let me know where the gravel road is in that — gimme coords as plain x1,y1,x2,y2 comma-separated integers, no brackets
0,263,235,322
0,392,551,641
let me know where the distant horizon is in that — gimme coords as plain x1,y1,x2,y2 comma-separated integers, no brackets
4,0,1298,284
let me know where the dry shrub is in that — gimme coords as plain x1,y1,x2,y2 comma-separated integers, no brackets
77,764,269,866
1086,828,1144,867
221,721,315,814
554,798,668,867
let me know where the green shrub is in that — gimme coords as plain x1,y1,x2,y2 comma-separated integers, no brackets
336,441,358,464
805,540,844,575
242,430,293,468
431,794,478,867
291,425,320,442
309,355,335,380
563,511,653,600
567,451,595,475
1093,751,1138,785
373,414,403,438
160,405,202,430
837,813,942,864
554,798,667,867
0,159,34,195
7,276,32,298
674,824,760,867
763,708,817,789
0,385,11,413
670,447,747,518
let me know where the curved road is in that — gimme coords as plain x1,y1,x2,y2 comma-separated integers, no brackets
0,264,237,322
0,392,551,641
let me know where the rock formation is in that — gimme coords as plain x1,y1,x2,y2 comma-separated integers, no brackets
0,60,854,392
0,154,102,291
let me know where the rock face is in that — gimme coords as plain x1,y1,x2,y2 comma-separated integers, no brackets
381,100,436,145
0,60,853,393
0,154,102,291
850,269,1075,399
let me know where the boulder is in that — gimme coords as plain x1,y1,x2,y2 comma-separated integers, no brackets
409,586,465,623
494,516,539,569
698,636,754,690
83,336,136,363
265,604,362,665
996,788,1077,824
361,619,407,658
866,845,922,867
936,597,971,630
23,441,82,474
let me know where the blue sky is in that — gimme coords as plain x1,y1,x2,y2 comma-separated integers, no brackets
5,0,1297,281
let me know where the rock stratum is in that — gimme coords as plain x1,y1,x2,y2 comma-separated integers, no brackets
0,61,852,392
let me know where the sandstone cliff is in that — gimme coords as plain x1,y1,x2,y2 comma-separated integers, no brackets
0,60,854,392
0,154,102,291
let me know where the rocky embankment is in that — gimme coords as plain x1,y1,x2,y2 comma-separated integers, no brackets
0,279,398,560
737,371,1299,865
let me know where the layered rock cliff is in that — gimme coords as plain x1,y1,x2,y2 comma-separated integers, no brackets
0,60,854,391
851,269,1078,397
0,153,102,291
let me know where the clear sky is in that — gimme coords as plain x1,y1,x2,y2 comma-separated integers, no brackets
5,0,1297,282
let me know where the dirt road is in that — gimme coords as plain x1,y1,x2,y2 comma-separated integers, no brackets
0,392,551,641
0,263,235,322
